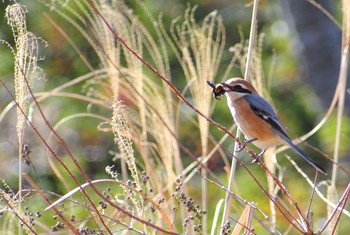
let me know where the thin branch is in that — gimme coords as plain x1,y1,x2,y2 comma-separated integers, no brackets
22,173,79,234
318,182,350,233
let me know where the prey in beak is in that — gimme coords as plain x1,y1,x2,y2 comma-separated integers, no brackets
207,81,227,99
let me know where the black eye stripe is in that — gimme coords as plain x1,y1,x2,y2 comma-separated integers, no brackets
221,82,252,94
232,85,251,94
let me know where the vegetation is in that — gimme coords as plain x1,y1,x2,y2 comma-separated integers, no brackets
0,0,349,234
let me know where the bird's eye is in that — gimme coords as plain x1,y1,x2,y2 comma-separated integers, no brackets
234,85,243,91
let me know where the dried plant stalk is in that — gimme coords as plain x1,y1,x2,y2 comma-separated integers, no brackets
6,4,43,143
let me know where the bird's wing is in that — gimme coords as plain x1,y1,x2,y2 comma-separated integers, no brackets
244,94,288,138
245,94,327,174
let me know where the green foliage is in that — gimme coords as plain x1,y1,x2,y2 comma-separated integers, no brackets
0,0,349,234
319,113,350,156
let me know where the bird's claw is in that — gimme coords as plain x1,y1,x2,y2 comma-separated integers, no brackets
251,149,266,163
235,138,257,152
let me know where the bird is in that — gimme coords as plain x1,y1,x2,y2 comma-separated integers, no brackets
208,78,327,175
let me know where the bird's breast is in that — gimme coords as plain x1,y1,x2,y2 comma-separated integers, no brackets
229,98,282,149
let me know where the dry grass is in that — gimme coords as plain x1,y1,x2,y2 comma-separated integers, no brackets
0,0,349,234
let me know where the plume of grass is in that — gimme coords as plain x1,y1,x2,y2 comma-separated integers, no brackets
109,102,144,217
6,3,44,142
90,0,182,186
43,0,185,229
166,7,225,231
4,2,44,232
89,0,184,197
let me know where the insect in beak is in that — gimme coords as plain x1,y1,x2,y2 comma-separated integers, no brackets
207,81,226,99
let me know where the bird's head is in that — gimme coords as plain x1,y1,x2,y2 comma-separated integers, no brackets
219,77,257,101
207,78,257,100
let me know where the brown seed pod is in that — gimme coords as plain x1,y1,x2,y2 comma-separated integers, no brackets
207,81,226,99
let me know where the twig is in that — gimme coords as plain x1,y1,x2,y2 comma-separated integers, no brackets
288,155,350,218
22,173,79,234
318,182,350,233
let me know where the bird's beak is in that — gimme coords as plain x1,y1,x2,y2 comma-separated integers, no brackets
220,83,232,91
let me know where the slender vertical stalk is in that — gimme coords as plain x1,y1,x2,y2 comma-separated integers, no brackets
329,5,349,233
331,0,350,190
220,0,259,232
244,1,259,81
331,48,348,188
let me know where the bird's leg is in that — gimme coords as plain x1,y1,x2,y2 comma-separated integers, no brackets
252,149,266,163
235,138,258,152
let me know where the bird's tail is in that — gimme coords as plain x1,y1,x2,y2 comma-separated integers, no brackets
282,137,327,175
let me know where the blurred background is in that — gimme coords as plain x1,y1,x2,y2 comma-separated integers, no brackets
0,0,349,233
1,0,347,184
